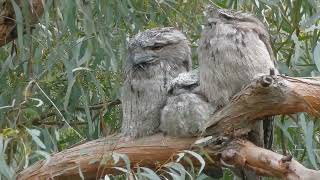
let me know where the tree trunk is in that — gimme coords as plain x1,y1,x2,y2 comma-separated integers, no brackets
0,0,44,47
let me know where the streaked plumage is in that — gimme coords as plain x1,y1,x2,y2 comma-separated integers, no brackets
121,27,191,138
198,7,276,179
161,69,215,137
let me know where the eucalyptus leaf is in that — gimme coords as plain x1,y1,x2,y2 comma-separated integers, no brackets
10,0,25,63
26,128,46,149
313,42,320,72
299,114,318,169
140,167,161,180
35,150,51,165
183,150,206,175
1,0,320,179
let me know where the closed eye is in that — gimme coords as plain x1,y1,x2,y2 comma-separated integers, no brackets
219,12,234,20
149,44,165,50
150,45,164,50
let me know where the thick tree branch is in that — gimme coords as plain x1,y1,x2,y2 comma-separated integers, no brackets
204,75,320,136
17,134,320,180
17,75,320,179
220,140,320,180
17,134,197,180
0,0,44,47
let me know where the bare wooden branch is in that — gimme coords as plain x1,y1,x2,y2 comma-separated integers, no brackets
220,140,320,180
17,134,196,180
17,75,320,179
17,134,320,180
0,0,44,47
204,75,320,136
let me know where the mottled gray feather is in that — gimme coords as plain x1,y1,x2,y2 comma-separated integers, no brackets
167,69,200,95
121,27,192,138
160,93,214,137
198,7,276,180
160,69,214,137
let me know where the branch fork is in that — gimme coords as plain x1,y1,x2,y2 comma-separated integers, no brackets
16,74,320,179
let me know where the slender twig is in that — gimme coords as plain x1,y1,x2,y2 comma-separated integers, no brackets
0,99,16,110
32,120,87,126
34,81,84,139
31,99,121,125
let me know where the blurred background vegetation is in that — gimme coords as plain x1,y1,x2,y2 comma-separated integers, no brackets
0,0,320,179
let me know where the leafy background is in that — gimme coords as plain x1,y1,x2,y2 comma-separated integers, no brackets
0,0,320,179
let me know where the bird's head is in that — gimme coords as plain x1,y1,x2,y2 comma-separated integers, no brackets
127,27,191,70
205,6,266,29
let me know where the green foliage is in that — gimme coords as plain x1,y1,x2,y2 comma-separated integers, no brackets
105,150,208,180
0,0,320,179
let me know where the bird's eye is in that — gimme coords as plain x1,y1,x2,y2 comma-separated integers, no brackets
150,44,164,50
219,12,233,20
